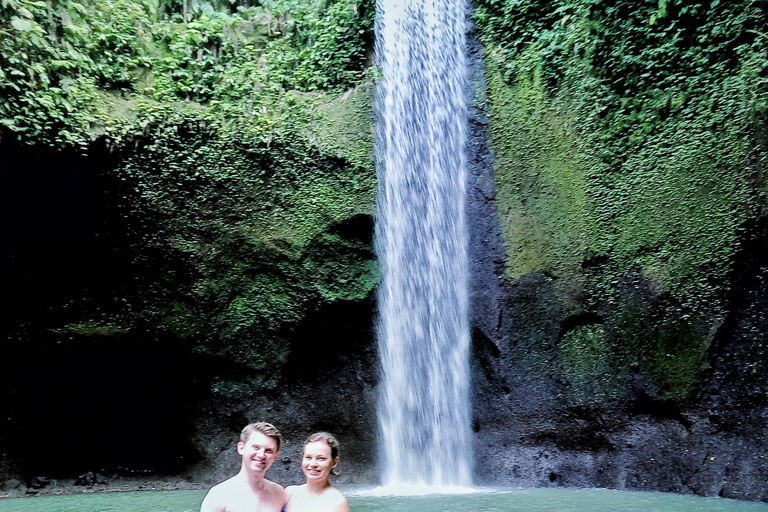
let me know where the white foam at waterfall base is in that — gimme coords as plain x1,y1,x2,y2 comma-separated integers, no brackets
373,0,473,490
351,484,481,497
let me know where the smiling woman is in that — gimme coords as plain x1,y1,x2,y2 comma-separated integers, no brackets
284,432,350,512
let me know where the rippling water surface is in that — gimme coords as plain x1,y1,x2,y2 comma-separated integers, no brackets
1,488,767,512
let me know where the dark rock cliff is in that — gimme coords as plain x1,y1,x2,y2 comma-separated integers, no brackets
465,1,768,500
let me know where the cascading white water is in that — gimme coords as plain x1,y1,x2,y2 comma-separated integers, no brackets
374,0,472,489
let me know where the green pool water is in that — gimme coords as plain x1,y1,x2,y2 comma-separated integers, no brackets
0,488,766,512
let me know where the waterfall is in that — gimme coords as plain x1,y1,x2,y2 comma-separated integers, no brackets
374,0,472,489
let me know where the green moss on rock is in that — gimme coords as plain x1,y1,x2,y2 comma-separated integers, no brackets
0,0,377,391
113,91,377,382
487,55,593,280
559,324,626,405
476,0,768,404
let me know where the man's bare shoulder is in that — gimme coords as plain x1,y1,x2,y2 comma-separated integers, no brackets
200,477,238,512
265,478,288,498
204,475,240,498
200,475,252,512
211,475,241,491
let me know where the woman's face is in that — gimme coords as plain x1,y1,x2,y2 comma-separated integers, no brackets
302,441,338,484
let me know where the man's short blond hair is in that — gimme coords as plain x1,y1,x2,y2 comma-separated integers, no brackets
240,422,282,451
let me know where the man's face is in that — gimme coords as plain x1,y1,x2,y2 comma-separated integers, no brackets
237,431,279,475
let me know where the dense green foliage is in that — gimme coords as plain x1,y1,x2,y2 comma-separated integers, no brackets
6,0,765,407
475,0,768,402
112,90,377,388
0,0,373,147
0,0,376,390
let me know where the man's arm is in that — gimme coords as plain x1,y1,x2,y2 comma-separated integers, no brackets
200,486,226,512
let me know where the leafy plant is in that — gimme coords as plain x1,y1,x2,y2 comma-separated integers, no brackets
1,0,374,145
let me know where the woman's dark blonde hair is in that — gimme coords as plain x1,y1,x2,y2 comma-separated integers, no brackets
305,431,340,476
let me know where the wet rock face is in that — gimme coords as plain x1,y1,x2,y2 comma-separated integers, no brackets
74,472,109,486
187,296,380,487
463,11,768,502
467,245,768,500
690,219,768,500
466,14,507,348
29,476,56,489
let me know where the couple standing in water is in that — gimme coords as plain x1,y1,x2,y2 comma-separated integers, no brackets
200,422,350,512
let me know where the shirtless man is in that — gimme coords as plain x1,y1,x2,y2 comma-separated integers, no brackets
200,422,288,512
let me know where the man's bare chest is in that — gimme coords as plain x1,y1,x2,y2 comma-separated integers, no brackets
224,495,283,512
